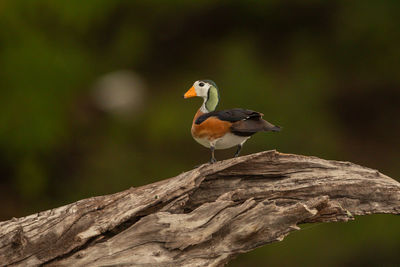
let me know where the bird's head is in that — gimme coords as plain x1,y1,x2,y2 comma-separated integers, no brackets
184,80,219,112
184,80,217,99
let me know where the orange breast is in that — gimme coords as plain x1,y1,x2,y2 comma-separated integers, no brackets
191,109,232,140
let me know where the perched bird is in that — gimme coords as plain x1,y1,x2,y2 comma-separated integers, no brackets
184,80,281,163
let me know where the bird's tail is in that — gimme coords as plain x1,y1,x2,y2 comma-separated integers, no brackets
270,125,281,132
263,120,281,132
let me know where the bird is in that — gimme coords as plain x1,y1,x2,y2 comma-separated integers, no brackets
183,80,281,163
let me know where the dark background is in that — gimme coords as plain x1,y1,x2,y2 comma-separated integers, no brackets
0,1,399,266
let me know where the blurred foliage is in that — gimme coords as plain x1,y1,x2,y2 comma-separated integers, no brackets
0,1,399,266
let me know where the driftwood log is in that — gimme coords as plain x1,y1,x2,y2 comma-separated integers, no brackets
1,150,399,266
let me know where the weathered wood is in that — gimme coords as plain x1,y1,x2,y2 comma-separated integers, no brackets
1,150,399,266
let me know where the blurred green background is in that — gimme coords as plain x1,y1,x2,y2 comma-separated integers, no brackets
0,1,399,266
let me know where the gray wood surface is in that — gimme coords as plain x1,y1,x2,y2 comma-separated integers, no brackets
1,150,399,266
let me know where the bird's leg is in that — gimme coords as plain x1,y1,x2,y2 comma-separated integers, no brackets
234,144,242,157
210,146,217,163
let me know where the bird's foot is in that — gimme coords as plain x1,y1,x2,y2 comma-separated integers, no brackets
209,158,217,164
234,145,242,158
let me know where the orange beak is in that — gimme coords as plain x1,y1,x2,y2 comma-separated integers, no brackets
184,86,197,98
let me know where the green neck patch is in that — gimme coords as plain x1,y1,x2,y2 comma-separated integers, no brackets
205,86,219,112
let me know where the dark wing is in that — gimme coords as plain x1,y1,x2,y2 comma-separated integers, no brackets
195,108,281,137
195,108,262,124
231,117,281,136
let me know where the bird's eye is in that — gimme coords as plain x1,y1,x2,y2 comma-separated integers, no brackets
199,82,204,87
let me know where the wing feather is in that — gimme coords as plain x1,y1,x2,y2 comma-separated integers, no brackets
195,108,281,137
195,108,262,124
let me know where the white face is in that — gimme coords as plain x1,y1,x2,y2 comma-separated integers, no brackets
193,80,211,98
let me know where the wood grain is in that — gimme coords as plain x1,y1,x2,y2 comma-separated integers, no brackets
1,150,399,266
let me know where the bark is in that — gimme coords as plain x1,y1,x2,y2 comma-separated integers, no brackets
1,150,399,267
